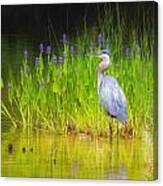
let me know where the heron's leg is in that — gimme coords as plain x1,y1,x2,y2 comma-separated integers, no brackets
123,123,127,138
117,121,119,136
109,118,112,141
117,121,119,145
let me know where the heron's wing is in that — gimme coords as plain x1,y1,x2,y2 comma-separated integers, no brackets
99,76,127,124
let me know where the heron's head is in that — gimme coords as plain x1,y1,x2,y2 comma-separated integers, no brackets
99,49,110,63
97,49,111,73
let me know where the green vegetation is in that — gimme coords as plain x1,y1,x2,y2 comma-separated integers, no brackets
1,4,155,138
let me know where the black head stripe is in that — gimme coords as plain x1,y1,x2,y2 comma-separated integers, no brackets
101,49,110,55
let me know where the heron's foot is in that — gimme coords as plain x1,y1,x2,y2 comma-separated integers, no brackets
120,125,134,139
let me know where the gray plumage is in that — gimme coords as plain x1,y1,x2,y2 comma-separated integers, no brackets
97,50,127,125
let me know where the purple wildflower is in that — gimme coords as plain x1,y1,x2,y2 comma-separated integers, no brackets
63,33,68,44
125,47,131,57
70,45,74,55
39,43,44,53
34,57,39,66
46,45,51,55
24,50,28,60
53,55,58,64
97,33,103,45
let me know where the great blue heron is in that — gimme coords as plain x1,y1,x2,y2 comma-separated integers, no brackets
97,49,127,131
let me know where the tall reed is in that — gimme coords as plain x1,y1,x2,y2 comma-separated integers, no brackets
2,4,155,138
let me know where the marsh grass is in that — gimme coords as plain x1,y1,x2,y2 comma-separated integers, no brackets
2,4,155,138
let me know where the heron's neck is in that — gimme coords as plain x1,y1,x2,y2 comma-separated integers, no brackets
97,59,109,75
97,59,109,94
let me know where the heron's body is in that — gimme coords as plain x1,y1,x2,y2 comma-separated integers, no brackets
98,74,127,124
97,50,127,125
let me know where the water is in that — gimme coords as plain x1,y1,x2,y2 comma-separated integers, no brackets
1,128,153,180
1,35,154,180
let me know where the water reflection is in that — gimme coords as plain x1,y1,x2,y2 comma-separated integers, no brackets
1,128,154,180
